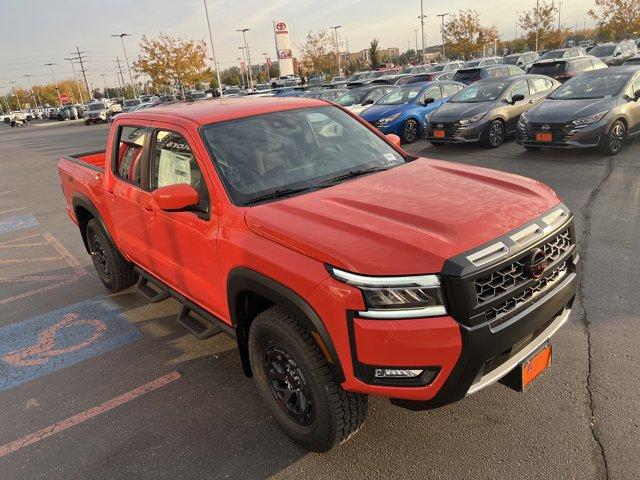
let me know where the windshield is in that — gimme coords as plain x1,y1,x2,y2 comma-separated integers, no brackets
539,49,566,60
548,73,630,100
450,80,511,103
124,99,141,107
590,45,616,57
335,89,368,106
529,61,568,75
377,85,424,105
201,106,405,205
86,103,104,111
502,55,520,65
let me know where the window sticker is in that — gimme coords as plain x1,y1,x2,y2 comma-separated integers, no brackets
157,149,192,187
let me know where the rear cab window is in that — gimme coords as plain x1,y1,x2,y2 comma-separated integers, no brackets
113,125,148,186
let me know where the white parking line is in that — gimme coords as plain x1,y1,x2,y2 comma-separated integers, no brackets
0,207,28,216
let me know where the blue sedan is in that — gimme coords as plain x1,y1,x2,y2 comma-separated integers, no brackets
361,81,466,143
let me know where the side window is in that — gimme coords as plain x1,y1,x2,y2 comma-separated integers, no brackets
150,130,210,208
114,125,147,185
365,89,385,104
633,75,640,95
508,80,530,100
422,86,442,101
580,59,594,72
529,78,546,94
442,83,461,97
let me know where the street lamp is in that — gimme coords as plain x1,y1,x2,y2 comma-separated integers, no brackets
418,0,427,63
111,33,138,98
202,0,223,97
23,74,40,110
238,46,248,88
236,28,253,87
330,25,342,75
237,57,246,88
44,63,62,106
437,13,450,60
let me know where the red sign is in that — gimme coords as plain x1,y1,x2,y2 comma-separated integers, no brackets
266,57,272,68
275,21,288,34
59,94,69,104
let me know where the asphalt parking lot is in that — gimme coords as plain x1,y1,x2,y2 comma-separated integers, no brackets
0,120,638,480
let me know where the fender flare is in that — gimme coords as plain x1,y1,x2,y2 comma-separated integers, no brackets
71,193,116,253
227,267,345,383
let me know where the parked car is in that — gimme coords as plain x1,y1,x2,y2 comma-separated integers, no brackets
122,98,142,112
623,55,640,66
401,65,430,75
428,61,465,72
453,65,525,85
330,76,346,84
334,85,396,114
537,47,587,62
463,57,501,68
528,56,607,82
589,40,637,66
308,74,326,86
57,105,79,121
371,74,412,85
406,71,458,84
500,52,540,71
361,81,465,143
304,88,348,101
516,66,640,155
84,102,109,125
425,75,559,148
59,97,579,452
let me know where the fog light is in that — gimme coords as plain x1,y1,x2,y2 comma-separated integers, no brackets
374,368,423,378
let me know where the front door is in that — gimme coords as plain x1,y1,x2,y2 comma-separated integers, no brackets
139,122,225,319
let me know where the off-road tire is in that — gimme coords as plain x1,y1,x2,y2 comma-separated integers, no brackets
85,219,137,292
249,305,368,452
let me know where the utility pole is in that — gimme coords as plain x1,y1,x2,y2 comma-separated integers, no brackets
8,82,22,110
203,0,223,97
65,57,85,104
115,57,127,95
111,33,138,98
69,46,90,97
437,13,450,60
237,29,253,87
23,74,40,109
418,0,427,63
100,74,110,99
535,0,540,52
330,25,342,75
44,62,62,106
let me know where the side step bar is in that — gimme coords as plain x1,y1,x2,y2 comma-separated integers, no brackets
133,267,234,340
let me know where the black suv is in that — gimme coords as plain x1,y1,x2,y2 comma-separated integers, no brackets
528,56,607,83
589,41,638,66
453,65,525,85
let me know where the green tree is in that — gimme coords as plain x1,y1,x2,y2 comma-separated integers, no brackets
300,29,336,74
518,1,562,50
221,66,243,87
442,9,499,59
369,39,381,69
588,0,640,40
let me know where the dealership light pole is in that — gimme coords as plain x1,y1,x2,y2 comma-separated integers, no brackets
111,33,138,98
238,46,248,88
437,13,450,60
236,28,253,87
23,74,40,109
65,57,85,104
535,0,540,52
237,56,246,89
330,25,342,75
44,62,62,106
8,82,22,111
203,0,223,97
418,0,427,62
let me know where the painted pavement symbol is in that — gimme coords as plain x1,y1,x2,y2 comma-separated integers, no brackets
0,214,38,235
0,298,141,392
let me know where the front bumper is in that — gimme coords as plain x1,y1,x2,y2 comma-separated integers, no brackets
516,118,610,149
424,120,487,143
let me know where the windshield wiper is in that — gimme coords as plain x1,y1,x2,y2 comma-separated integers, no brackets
318,166,391,186
244,186,317,205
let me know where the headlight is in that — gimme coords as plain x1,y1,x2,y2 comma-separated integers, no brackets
378,113,401,125
573,111,608,126
329,267,446,319
459,113,485,126
518,114,529,126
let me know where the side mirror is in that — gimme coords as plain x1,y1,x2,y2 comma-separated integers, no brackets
386,133,402,147
152,183,200,211
421,97,435,106
510,94,525,104
362,99,375,106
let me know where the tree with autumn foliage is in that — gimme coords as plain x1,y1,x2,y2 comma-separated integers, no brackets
133,33,212,93
441,10,499,60
589,0,640,40
518,0,562,51
300,29,337,74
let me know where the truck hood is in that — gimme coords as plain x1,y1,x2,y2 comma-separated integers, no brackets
245,158,560,276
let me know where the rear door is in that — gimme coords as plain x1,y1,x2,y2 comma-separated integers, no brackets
504,79,532,132
140,121,225,318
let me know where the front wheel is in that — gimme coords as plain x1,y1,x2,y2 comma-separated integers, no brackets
483,120,505,148
401,119,420,144
600,120,626,156
249,305,368,452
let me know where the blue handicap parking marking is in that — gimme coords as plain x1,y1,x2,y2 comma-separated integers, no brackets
0,214,39,235
0,297,141,392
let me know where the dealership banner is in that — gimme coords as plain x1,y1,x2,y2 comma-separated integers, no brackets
274,20,294,76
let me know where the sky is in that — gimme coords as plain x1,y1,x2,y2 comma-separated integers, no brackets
0,0,596,93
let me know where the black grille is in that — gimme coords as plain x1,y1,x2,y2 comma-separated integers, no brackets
521,123,586,143
486,261,569,325
475,228,571,304
428,122,463,138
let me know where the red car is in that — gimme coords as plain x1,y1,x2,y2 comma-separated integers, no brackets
59,98,579,451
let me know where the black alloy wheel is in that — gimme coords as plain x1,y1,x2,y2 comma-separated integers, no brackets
601,120,626,156
88,226,111,282
402,119,419,143
485,120,505,148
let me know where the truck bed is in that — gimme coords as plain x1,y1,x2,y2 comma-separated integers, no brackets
62,150,107,171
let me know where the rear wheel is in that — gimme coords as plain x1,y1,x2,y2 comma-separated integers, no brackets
483,120,505,148
249,305,368,452
85,219,137,292
600,120,626,156
401,119,420,144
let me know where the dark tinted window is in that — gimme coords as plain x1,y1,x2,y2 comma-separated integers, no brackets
454,69,482,82
529,62,567,75
114,126,146,185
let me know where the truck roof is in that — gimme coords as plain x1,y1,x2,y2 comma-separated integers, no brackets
123,97,327,126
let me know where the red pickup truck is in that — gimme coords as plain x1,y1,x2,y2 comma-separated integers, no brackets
59,98,579,451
